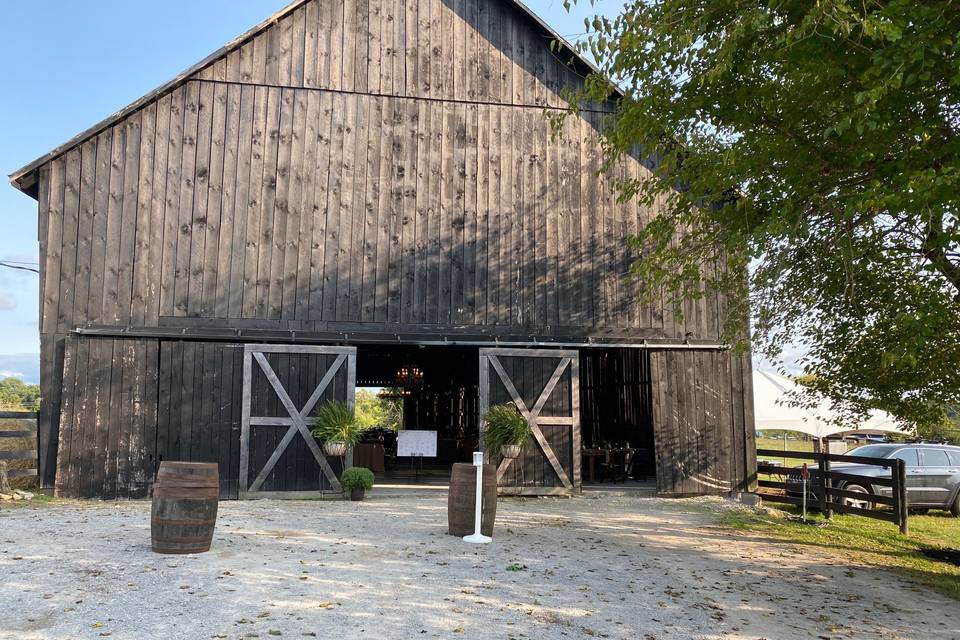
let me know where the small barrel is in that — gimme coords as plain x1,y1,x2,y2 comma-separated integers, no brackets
151,462,219,554
448,463,497,537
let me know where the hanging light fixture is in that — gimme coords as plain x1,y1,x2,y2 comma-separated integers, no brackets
395,365,424,387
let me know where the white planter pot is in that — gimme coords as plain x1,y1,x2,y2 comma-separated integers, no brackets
324,442,348,457
500,444,522,459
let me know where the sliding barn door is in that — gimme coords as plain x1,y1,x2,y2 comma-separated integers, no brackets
479,348,581,496
240,345,356,499
649,349,756,497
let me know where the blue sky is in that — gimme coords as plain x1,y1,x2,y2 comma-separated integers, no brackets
0,0,604,384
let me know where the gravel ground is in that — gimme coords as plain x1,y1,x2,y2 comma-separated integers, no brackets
1,494,957,640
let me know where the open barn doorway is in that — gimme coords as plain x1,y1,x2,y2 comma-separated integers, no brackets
579,348,658,491
354,345,480,486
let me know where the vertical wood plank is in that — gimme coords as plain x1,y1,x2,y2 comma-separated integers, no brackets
335,92,358,320
322,91,347,320
360,96,383,321
269,88,295,319
348,94,370,320
425,100,442,324
385,97,403,323
462,102,478,324
308,91,335,320
411,99,430,323
399,97,419,323
131,103,157,327
183,83,212,317
294,89,320,321
73,141,98,327
173,83,200,317
254,87,282,318
58,148,82,334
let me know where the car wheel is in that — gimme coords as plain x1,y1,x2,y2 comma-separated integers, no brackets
951,493,960,518
841,484,871,510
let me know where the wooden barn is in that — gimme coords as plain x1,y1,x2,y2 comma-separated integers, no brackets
9,0,756,500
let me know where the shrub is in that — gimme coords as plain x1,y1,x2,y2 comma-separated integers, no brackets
311,400,366,446
481,403,531,452
341,466,375,491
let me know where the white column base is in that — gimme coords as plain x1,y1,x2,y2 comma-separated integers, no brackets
462,533,492,544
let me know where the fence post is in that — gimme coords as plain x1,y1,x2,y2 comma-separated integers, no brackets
822,452,833,520
896,459,908,535
815,451,828,517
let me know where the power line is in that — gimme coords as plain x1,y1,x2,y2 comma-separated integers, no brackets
0,261,39,274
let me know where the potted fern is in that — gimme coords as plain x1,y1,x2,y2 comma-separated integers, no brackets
311,400,365,457
341,466,375,501
482,403,532,458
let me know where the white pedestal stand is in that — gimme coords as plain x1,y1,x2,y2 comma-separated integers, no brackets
463,451,492,544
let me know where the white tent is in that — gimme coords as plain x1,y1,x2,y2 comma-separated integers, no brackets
753,370,910,439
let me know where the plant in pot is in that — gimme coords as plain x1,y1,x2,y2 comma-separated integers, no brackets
482,403,531,459
311,400,365,457
341,466,375,501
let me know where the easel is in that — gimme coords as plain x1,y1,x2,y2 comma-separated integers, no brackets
409,454,425,483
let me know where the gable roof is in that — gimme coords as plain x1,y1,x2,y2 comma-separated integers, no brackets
9,0,612,198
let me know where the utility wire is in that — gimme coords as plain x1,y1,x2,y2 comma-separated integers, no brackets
0,261,39,274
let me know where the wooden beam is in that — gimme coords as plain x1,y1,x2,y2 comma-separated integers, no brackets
238,349,252,498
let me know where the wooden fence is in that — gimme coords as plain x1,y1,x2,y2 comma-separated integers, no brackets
0,411,39,485
756,449,908,534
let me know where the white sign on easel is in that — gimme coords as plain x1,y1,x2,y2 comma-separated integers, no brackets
396,430,438,458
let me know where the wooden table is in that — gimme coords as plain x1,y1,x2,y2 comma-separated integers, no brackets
582,449,608,483
353,443,385,474
582,448,637,483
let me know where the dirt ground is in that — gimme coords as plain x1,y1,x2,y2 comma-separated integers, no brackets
1,494,957,640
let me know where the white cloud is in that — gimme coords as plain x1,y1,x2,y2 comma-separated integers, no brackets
0,293,16,310
0,370,25,379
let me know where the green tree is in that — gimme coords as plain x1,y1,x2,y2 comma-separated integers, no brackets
0,377,41,411
354,389,402,432
561,0,960,430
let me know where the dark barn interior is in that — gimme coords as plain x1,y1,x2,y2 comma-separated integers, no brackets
356,345,481,479
354,344,658,486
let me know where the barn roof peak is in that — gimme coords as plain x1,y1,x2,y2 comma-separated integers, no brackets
9,0,609,197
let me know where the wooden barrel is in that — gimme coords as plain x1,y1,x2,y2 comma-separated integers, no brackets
448,463,497,537
151,462,219,554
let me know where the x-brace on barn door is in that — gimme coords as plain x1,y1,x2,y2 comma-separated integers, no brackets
240,345,356,499
479,348,581,496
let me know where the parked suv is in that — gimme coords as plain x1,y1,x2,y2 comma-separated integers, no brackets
785,443,960,516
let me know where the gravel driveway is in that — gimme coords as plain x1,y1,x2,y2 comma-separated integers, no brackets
1,494,957,640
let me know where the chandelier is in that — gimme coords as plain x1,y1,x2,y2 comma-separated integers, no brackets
395,365,424,387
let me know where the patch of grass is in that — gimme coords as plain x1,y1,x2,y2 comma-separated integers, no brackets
756,436,816,453
719,506,960,601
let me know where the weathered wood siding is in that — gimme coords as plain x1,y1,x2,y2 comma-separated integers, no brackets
35,86,694,339
55,335,160,499
649,349,756,496
54,335,356,499
30,0,752,491
194,0,599,109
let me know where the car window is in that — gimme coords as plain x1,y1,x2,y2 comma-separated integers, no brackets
890,448,919,466
948,452,960,466
848,445,894,458
921,449,951,467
